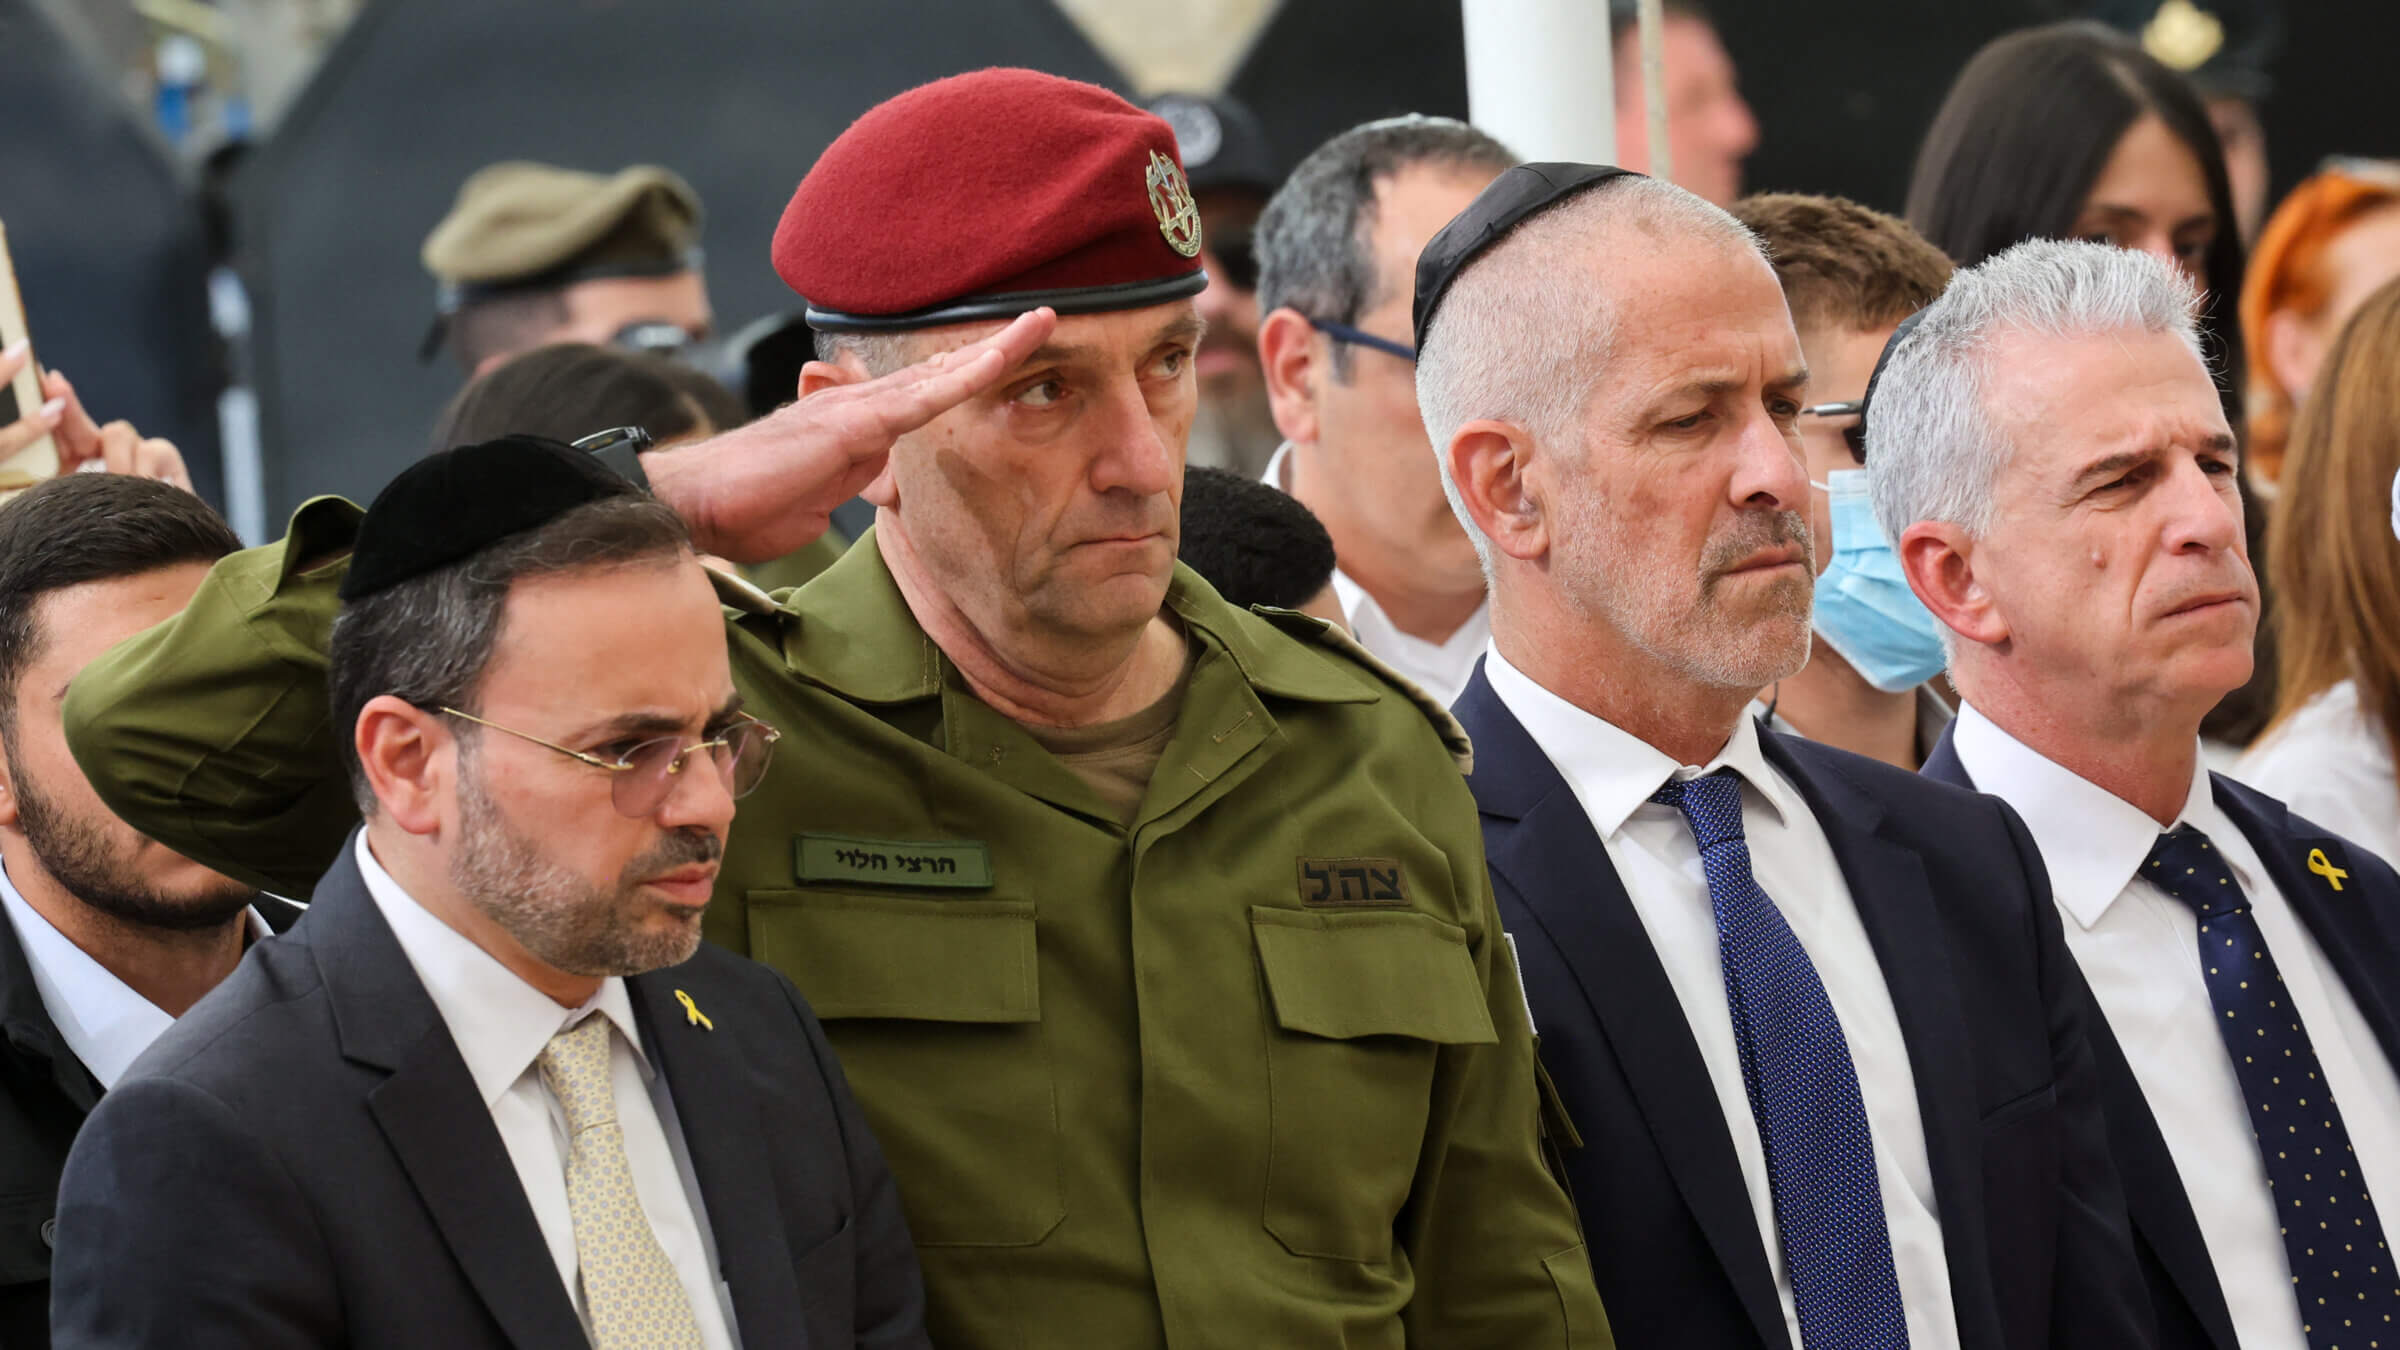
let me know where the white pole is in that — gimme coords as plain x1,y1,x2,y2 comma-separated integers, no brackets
1637,0,1672,184
1459,0,1616,165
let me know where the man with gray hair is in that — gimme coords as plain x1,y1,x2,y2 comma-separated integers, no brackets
1429,164,2150,1350
1892,238,2400,1350
1252,115,1514,706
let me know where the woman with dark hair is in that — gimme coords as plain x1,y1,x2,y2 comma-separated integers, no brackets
1905,21,2247,418
429,342,747,451
1908,21,2270,748
432,343,845,588
2241,275,2400,863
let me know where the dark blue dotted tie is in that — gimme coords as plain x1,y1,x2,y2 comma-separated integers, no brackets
1652,770,1910,1350
2145,826,2400,1350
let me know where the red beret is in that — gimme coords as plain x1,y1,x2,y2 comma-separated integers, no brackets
776,68,1208,333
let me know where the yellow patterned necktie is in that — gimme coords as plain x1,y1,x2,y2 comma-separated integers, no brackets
536,1016,706,1349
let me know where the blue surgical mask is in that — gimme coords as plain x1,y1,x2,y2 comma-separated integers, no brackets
1809,469,1947,693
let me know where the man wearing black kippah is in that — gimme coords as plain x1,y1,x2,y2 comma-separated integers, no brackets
49,439,927,1349
1423,164,2152,1350
59,70,1605,1348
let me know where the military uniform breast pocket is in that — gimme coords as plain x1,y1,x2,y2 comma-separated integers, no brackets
748,891,1064,1249
1250,906,1498,1263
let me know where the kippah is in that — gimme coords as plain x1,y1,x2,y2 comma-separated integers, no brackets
1413,163,1641,351
340,435,641,600
1855,307,1932,461
774,68,1209,333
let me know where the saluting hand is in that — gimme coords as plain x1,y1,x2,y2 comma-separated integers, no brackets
647,306,1058,564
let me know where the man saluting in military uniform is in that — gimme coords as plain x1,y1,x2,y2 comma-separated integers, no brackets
67,69,1608,1349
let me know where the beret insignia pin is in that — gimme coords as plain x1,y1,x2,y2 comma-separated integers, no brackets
1146,150,1203,258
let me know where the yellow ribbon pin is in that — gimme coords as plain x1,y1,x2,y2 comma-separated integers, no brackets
674,989,713,1030
2308,848,2349,892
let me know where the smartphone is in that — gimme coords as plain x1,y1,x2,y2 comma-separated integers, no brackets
0,216,57,488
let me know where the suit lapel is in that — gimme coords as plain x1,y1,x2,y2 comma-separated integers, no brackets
1763,735,1996,1343
629,973,809,1347
1460,674,1791,1350
2082,998,2243,1350
312,837,589,1350
2214,777,2400,1071
1925,731,2238,1348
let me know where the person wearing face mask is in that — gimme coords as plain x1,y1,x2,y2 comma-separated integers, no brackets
1732,194,1956,769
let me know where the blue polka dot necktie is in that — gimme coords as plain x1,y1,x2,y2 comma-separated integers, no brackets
1652,770,1910,1350
2145,826,2400,1350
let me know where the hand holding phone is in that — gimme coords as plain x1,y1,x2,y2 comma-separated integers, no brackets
0,217,57,493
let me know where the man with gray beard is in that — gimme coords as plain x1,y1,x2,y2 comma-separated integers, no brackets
1425,165,2152,1350
49,437,928,1350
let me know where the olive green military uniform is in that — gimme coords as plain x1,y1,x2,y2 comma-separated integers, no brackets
66,498,1611,1349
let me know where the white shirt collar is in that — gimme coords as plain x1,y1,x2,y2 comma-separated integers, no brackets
353,833,648,1108
0,853,269,1088
1264,441,1492,702
1486,642,1796,835
1950,703,2231,929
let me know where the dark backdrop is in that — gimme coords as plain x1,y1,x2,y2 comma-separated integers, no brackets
25,0,2387,520
1228,0,2395,216
238,0,1122,519
0,0,223,502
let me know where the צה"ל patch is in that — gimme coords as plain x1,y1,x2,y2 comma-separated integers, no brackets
1296,857,1409,907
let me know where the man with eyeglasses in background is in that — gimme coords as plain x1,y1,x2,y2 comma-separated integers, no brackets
50,438,926,1349
1253,116,1516,707
58,72,1604,1348
1149,92,1285,480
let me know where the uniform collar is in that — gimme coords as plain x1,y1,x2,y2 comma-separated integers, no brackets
779,526,1383,710
1950,703,2224,929
353,833,647,1110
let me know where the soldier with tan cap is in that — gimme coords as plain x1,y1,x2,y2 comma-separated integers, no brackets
423,161,714,375
66,68,1607,1349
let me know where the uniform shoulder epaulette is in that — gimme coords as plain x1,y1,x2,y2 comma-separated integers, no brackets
1255,606,1474,774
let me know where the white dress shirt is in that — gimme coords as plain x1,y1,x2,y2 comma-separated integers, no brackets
0,855,271,1088
1487,645,1961,1350
356,835,741,1349
1953,703,2400,1350
1262,442,1490,707
2238,679,2400,866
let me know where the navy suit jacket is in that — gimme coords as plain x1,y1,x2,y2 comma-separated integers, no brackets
48,835,930,1350
1925,725,2400,1350
1455,666,2150,1350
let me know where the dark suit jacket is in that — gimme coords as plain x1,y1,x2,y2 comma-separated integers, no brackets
0,889,300,1349
48,836,928,1349
1925,726,2400,1350
1455,667,2150,1350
